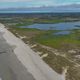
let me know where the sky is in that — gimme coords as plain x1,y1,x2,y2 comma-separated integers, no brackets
0,0,80,8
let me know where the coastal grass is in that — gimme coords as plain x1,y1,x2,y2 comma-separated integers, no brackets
8,27,55,43
34,19,65,23
35,29,80,49
8,26,80,49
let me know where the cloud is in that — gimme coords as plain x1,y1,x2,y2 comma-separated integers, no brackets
0,0,32,2
0,0,52,2
0,0,56,6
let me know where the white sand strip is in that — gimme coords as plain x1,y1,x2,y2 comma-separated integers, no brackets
0,23,65,80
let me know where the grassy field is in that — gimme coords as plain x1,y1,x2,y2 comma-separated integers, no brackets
34,29,80,50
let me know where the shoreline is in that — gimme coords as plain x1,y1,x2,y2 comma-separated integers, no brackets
0,23,65,80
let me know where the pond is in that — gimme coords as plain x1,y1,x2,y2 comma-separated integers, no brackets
21,21,80,35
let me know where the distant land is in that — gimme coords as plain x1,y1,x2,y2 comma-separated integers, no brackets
0,4,80,13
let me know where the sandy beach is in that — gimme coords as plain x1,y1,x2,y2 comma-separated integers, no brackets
0,23,65,80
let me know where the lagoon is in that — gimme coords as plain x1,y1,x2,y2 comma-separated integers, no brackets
21,21,80,35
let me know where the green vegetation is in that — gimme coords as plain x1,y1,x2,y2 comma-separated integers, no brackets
15,23,32,27
35,29,80,49
33,18,65,23
8,26,80,50
5,13,80,50
8,27,49,45
8,27,59,44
